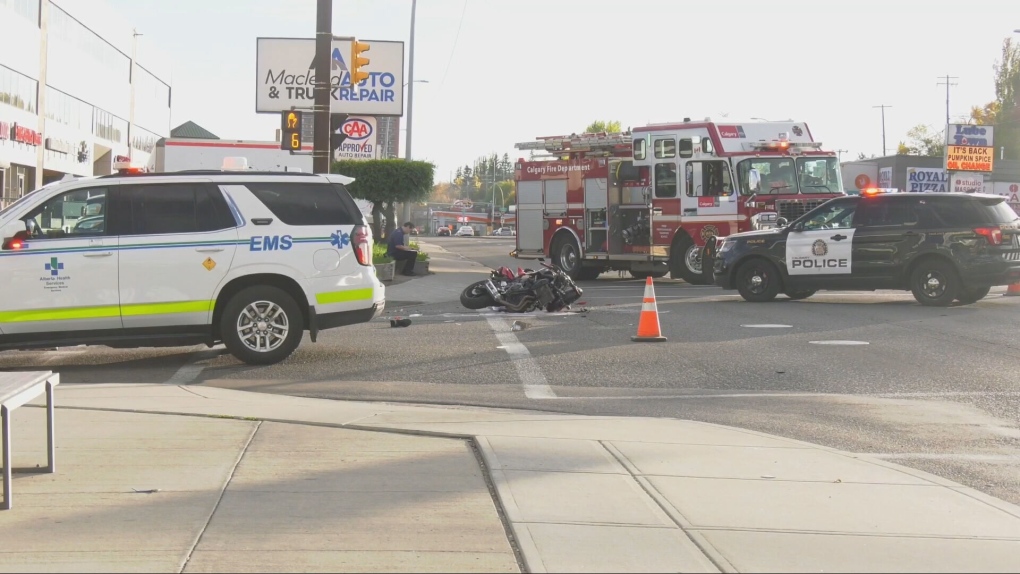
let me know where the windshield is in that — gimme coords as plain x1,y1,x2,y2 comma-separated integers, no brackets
736,156,843,195
0,186,48,220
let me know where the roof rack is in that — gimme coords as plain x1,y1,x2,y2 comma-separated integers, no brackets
515,132,633,156
97,170,321,179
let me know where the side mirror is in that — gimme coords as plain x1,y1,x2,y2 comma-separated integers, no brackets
776,217,788,228
748,169,761,193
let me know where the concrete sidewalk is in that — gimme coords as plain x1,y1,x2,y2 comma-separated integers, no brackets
385,241,494,306
2,384,1019,573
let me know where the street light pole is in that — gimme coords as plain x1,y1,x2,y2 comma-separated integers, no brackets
401,0,417,224
873,105,891,156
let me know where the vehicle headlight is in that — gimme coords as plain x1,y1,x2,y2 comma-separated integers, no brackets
717,239,734,253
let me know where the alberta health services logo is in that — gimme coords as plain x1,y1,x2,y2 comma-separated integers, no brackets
41,257,70,292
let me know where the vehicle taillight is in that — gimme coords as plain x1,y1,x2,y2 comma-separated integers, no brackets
2,238,25,250
352,225,371,266
974,227,1003,245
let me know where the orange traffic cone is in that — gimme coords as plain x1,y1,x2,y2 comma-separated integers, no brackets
631,276,667,342
1006,282,1020,297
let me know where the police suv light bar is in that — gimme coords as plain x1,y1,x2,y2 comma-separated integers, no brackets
113,161,146,174
222,157,250,171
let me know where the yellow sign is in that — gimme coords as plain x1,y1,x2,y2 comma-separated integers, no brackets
202,257,216,271
946,145,994,172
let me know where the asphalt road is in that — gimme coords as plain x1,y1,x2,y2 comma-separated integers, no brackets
3,235,1020,506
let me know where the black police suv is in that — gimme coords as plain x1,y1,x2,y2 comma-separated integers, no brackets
709,191,1020,306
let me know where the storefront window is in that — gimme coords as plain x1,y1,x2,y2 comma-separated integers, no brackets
94,107,127,144
48,5,130,84
0,0,39,25
45,86,94,132
0,65,39,113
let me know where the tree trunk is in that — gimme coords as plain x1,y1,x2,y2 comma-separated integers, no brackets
371,204,383,239
383,201,397,238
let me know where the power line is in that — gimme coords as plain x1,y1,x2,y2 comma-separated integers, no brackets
873,105,892,156
439,0,469,91
936,75,959,127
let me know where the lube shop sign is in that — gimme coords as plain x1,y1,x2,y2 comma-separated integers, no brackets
906,167,948,192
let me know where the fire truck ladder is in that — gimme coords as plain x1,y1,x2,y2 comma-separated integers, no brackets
515,132,633,156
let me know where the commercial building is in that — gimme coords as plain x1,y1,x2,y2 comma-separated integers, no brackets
841,155,1020,212
0,0,172,206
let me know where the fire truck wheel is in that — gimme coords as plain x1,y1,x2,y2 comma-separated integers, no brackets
553,234,584,279
736,258,782,303
669,235,710,285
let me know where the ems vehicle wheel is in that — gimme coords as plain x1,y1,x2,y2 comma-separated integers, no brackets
221,286,304,365
553,235,584,280
736,259,781,303
460,280,496,310
784,289,816,300
670,235,709,285
910,260,960,307
955,285,991,305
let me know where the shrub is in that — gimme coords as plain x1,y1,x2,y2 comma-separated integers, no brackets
372,243,392,264
408,241,430,261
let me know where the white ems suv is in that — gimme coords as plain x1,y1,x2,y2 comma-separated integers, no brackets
0,163,385,365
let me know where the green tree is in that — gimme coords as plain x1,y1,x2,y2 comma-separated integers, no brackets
333,159,435,238
896,125,945,157
584,120,623,133
966,38,1020,159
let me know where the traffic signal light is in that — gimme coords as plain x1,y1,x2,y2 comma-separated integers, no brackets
280,110,302,151
350,40,371,85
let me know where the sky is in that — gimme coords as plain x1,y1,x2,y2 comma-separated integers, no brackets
106,0,1018,182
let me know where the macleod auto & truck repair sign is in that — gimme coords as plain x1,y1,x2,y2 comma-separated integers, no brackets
255,37,405,117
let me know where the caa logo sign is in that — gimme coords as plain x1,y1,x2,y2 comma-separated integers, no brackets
341,118,373,140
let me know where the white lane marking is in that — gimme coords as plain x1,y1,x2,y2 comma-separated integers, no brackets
484,316,556,400
861,453,1020,462
741,324,793,328
809,340,870,345
534,390,1020,401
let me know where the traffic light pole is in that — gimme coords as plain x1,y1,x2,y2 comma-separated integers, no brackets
312,0,332,174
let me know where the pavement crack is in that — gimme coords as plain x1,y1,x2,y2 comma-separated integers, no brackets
179,419,260,573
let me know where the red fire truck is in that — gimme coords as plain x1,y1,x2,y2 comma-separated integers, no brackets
510,119,846,283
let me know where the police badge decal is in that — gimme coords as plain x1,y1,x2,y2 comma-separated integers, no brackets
811,239,828,257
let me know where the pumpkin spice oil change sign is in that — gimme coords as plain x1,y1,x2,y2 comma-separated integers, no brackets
945,124,994,172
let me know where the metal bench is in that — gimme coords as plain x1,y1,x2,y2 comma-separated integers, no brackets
1,371,60,510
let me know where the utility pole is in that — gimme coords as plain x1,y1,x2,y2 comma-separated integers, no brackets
872,105,892,156
936,75,959,128
401,0,418,224
312,0,332,174
836,149,848,162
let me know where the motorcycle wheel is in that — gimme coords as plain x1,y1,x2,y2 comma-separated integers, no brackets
460,280,497,310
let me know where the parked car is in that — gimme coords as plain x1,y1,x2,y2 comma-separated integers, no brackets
437,227,451,237
455,226,475,237
492,227,516,236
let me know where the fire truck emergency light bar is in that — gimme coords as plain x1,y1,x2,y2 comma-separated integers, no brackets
743,140,825,153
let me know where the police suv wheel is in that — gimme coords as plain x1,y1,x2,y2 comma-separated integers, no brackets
910,260,960,307
784,289,816,300
736,259,781,303
221,286,304,365
956,285,991,305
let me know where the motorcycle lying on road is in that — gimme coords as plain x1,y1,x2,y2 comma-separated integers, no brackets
460,262,584,313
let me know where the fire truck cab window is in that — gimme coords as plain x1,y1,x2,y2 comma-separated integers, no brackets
686,161,733,197
654,163,678,198
701,137,714,155
678,138,694,158
653,138,676,159
633,139,647,160
737,158,798,195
